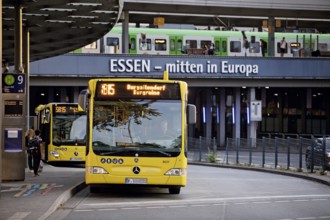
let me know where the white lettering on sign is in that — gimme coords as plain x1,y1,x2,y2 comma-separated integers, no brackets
109,58,259,77
110,59,150,73
166,60,203,73
221,61,258,76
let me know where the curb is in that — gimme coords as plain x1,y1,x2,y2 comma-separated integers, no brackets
189,162,330,187
37,181,87,220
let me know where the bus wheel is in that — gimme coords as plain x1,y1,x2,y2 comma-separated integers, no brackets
169,186,180,194
90,185,101,193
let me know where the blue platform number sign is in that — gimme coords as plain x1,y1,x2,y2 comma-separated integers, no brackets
2,73,25,93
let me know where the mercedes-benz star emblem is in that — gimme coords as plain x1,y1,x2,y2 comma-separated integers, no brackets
132,166,140,174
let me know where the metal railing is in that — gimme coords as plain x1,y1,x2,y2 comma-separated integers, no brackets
188,136,329,173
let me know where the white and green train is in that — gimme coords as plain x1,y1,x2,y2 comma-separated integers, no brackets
75,27,330,57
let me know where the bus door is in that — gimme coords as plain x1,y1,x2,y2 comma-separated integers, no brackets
169,35,183,55
129,34,137,54
39,109,51,161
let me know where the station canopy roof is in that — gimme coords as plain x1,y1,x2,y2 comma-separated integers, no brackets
2,0,123,65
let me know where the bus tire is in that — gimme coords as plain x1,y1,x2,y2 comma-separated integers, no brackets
90,185,101,193
169,186,181,194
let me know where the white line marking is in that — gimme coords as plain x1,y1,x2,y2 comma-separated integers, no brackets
7,212,30,220
98,208,118,211
169,206,187,208
191,204,208,207
83,194,330,207
146,206,166,209
122,207,141,210
297,217,316,220
253,201,271,204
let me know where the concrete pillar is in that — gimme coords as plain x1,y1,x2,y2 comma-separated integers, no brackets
248,88,257,141
2,3,26,181
233,88,241,139
217,88,226,147
15,4,23,72
122,11,129,54
0,0,3,191
23,27,30,129
268,17,275,57
204,88,212,139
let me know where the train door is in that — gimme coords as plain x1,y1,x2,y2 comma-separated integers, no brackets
215,37,228,56
129,34,137,54
169,35,183,55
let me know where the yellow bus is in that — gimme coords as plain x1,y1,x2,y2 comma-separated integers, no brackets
78,72,196,194
35,103,86,167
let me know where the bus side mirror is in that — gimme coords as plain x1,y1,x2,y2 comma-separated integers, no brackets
187,104,196,124
78,89,89,111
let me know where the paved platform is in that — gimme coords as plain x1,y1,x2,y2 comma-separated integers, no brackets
0,164,85,220
0,162,329,220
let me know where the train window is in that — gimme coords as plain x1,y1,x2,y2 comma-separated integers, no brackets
201,40,211,49
155,39,167,51
139,38,151,51
222,41,227,52
277,42,287,54
170,39,175,51
107,37,119,47
147,39,152,50
85,41,97,49
249,42,260,53
318,43,327,52
186,40,197,49
178,40,182,52
230,41,241,52
215,41,220,52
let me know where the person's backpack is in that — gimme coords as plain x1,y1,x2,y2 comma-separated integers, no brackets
28,138,40,155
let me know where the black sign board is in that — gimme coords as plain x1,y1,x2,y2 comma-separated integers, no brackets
4,100,23,117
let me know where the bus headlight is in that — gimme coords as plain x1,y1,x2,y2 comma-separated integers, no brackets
165,168,186,176
50,151,60,158
87,166,108,174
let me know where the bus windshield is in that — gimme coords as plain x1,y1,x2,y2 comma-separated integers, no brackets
92,99,182,157
53,114,86,146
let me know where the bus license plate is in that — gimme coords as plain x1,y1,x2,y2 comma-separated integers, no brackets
125,178,147,184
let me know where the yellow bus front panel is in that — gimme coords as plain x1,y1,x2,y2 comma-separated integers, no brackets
85,153,187,187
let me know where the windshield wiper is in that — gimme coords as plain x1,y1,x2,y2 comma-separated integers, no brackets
99,147,138,156
152,150,171,157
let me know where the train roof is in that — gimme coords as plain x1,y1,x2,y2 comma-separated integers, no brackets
108,27,330,40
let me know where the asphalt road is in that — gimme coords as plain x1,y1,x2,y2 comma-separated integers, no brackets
48,165,330,220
